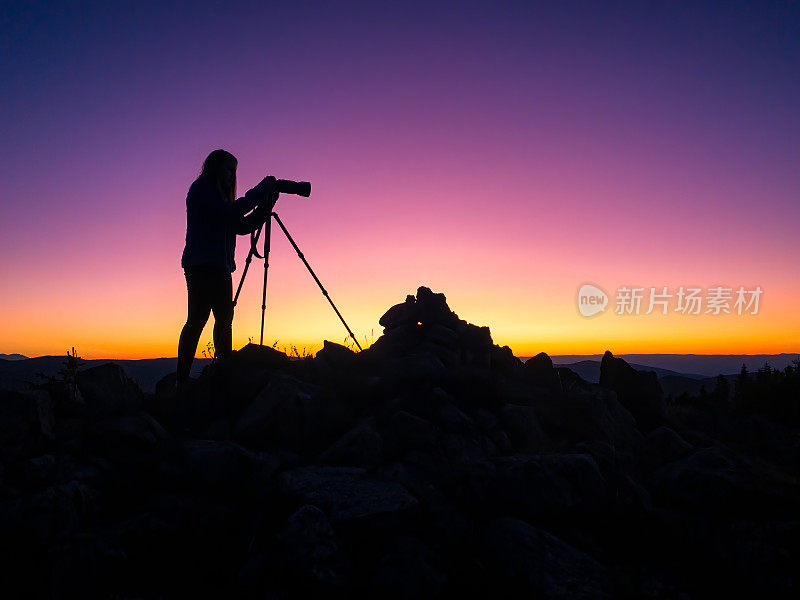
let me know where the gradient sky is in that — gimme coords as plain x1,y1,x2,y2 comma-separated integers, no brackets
1,0,799,359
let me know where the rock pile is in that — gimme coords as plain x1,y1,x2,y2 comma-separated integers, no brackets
1,286,798,598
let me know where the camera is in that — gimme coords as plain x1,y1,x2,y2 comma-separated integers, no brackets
275,178,311,197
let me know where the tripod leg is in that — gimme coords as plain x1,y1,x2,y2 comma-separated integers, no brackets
233,223,263,309
271,212,363,351
259,217,272,345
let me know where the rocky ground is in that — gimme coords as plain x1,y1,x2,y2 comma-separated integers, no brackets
1,287,798,598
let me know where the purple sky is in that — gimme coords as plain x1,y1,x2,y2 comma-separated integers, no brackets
1,1,798,358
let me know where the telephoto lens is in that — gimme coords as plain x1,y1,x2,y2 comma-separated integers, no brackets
276,179,311,197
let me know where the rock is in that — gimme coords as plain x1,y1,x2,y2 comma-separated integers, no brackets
191,343,291,423
154,371,177,398
651,447,797,517
423,323,459,350
499,404,547,453
53,417,85,451
533,384,644,460
417,340,461,370
415,286,459,327
370,534,447,598
433,393,477,435
76,363,142,419
279,505,350,588
366,323,423,361
420,323,461,368
49,532,127,598
474,409,513,454
180,439,256,491
599,351,666,431
490,344,521,373
554,367,587,392
440,432,500,480
86,412,168,456
319,418,384,469
0,390,34,462
386,410,438,455
20,454,104,489
33,390,54,439
0,480,98,545
525,351,553,372
384,351,446,384
524,352,559,389
482,517,612,598
278,466,418,528
458,323,493,368
234,373,341,452
203,418,232,441
469,453,611,521
642,426,693,471
315,340,358,370
379,295,418,330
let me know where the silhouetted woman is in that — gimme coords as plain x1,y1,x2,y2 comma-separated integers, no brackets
177,149,276,387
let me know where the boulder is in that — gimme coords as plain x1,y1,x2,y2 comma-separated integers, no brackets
474,409,513,454
651,447,798,517
469,453,611,521
524,352,559,389
86,412,168,456
279,504,350,588
383,351,446,384
319,418,384,469
415,286,459,327
641,426,693,471
385,410,438,455
233,373,336,451
0,480,98,546
367,323,423,361
195,343,291,419
458,323,493,368
379,295,418,330
525,351,553,372
48,532,127,598
599,351,666,431
19,453,104,489
278,466,418,528
490,344,522,373
0,390,35,462
499,404,547,453
370,534,447,598
180,439,256,491
533,384,645,459
482,517,612,598
315,340,358,371
76,363,142,419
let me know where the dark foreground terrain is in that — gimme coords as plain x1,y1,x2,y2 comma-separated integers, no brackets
1,287,798,598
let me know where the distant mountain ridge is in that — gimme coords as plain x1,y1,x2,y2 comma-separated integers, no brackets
0,355,210,394
544,353,799,377
0,353,28,361
552,359,706,383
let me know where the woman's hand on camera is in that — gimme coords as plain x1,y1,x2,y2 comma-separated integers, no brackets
255,176,278,196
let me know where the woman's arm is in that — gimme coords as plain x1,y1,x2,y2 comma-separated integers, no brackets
189,177,274,224
234,191,279,235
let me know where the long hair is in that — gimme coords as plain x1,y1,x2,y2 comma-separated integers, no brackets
199,149,237,203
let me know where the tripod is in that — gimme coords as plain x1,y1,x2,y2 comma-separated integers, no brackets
232,211,362,351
